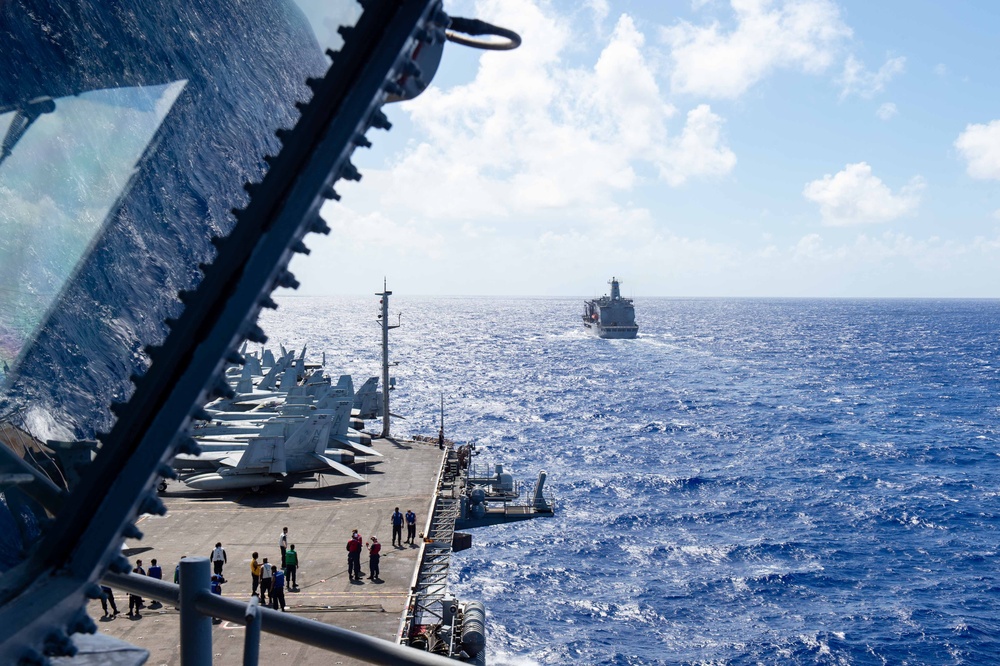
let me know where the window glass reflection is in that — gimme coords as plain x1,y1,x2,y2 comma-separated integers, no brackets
0,82,185,373
0,1,361,438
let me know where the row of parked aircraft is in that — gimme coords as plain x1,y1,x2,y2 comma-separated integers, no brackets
168,345,383,492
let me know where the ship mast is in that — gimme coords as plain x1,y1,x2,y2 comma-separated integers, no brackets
609,276,622,301
376,279,400,438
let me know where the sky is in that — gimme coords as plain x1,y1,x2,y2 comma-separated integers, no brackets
290,0,1000,298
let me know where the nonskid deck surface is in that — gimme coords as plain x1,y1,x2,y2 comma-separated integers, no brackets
91,438,445,665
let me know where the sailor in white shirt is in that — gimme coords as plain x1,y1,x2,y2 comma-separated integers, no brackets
210,542,227,578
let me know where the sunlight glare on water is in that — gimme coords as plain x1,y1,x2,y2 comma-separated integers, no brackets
261,296,1000,665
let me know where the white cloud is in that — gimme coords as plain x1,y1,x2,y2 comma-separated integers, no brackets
793,232,825,261
838,54,905,99
802,162,924,226
585,0,610,27
955,120,1000,180
876,102,898,121
934,63,948,77
658,104,737,185
367,2,734,222
789,231,992,270
661,0,852,99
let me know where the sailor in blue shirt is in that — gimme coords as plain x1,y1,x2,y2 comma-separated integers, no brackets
405,509,417,544
148,559,162,579
271,568,286,611
391,507,404,547
210,575,223,624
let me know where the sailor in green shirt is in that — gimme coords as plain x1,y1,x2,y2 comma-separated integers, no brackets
284,545,298,590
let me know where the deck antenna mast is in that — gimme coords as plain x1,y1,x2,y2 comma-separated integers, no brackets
377,278,400,438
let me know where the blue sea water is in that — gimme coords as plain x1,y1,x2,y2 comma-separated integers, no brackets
263,296,1000,665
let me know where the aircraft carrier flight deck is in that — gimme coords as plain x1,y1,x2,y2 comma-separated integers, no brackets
91,437,445,665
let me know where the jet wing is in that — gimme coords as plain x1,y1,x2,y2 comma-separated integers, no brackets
172,451,243,472
331,436,383,457
312,453,364,480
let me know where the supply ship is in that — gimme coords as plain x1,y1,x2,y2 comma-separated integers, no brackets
583,277,639,339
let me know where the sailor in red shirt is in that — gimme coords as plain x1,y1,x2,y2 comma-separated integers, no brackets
346,529,363,581
367,536,381,580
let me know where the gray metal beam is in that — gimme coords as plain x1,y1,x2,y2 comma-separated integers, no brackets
179,558,212,665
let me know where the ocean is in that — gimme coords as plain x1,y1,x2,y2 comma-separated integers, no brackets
261,296,1000,665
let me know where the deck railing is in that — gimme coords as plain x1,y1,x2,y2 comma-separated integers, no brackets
104,557,458,666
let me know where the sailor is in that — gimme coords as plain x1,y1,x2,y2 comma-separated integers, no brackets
147,559,162,580
347,529,362,581
100,585,119,618
210,574,223,624
367,536,381,580
210,542,227,579
279,526,289,568
250,552,261,597
174,556,187,584
128,559,145,618
391,507,404,547
405,509,417,544
285,545,298,590
147,558,163,609
173,556,186,611
260,557,272,605
271,567,286,611
438,428,445,449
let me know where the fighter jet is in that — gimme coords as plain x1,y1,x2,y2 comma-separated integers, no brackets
351,376,382,422
174,410,363,492
195,392,382,458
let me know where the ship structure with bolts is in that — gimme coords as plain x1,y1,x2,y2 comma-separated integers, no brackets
583,277,639,339
0,1,538,665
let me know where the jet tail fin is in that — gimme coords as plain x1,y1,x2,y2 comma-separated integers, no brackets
352,377,380,419
329,400,351,439
335,374,354,397
257,361,283,391
237,436,286,474
278,366,297,391
245,353,263,377
236,363,253,395
284,413,335,458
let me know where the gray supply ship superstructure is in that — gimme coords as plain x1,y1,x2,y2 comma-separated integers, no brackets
583,277,639,339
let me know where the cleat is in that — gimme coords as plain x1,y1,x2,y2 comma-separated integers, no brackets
121,523,143,540
276,270,299,290
176,437,202,456
310,216,331,235
246,324,268,344
369,110,391,131
340,161,361,181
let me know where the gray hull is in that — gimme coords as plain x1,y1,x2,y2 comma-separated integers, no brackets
584,322,638,339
